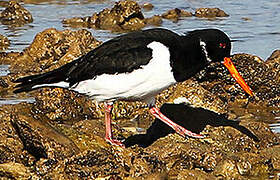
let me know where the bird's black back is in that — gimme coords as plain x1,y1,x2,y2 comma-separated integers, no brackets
65,28,182,86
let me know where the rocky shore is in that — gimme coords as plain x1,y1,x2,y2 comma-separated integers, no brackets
0,0,279,179
62,0,229,32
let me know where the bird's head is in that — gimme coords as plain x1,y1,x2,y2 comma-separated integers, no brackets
190,29,253,96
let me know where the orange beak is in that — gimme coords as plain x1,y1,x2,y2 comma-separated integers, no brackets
223,57,253,96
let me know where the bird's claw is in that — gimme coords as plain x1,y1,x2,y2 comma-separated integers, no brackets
105,138,125,147
149,107,204,139
175,125,204,139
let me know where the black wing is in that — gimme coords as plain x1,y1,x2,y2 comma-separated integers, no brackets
65,28,181,86
14,28,180,93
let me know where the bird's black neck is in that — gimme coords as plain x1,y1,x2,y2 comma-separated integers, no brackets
170,35,208,82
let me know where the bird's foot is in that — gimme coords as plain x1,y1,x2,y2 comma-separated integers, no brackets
105,137,125,147
149,107,204,139
173,124,205,139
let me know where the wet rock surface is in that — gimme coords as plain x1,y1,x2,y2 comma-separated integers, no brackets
9,28,101,74
0,101,279,179
162,8,192,22
141,2,154,11
0,1,9,7
195,8,229,18
0,1,33,26
194,53,280,119
144,15,162,27
62,1,229,32
0,34,10,51
0,27,279,179
63,0,146,32
267,49,280,62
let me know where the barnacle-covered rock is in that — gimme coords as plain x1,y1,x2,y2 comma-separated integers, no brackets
0,1,33,26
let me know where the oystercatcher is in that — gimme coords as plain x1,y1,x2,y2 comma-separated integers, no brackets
14,28,253,147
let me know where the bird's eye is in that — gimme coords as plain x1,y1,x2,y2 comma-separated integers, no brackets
219,43,226,49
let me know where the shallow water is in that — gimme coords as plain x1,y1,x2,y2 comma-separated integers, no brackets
0,65,9,76
0,0,280,59
0,0,279,133
270,117,280,133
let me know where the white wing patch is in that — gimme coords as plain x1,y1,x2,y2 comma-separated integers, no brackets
33,81,69,89
72,41,177,103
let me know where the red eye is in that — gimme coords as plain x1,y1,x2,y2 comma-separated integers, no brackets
219,43,226,49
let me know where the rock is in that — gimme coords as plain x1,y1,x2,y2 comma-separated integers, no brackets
0,107,26,164
10,104,80,159
213,151,274,178
140,120,279,179
0,1,33,26
0,51,19,64
177,169,216,179
180,10,193,17
159,80,227,114
33,88,100,123
43,146,166,179
0,34,10,50
144,15,162,26
0,77,9,88
95,0,145,32
141,2,154,11
213,159,240,178
1,95,279,179
266,49,280,62
6,28,101,74
63,0,146,32
260,145,280,170
195,8,229,18
0,101,164,179
194,53,280,118
0,1,9,7
0,162,36,179
0,103,86,178
242,17,252,21
62,16,93,28
162,8,192,21
11,118,48,160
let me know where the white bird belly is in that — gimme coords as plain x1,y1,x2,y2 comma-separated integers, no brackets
71,41,177,102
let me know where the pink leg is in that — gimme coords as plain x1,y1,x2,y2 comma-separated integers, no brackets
149,107,204,138
104,102,124,147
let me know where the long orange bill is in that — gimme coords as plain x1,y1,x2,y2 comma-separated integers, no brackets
223,57,253,96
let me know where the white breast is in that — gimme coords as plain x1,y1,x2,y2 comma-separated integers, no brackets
72,41,177,103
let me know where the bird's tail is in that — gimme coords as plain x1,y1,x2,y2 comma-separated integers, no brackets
13,62,74,93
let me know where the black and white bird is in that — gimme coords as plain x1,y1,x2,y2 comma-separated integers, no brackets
14,28,253,147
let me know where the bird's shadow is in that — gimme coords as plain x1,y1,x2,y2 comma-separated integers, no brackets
124,103,259,148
